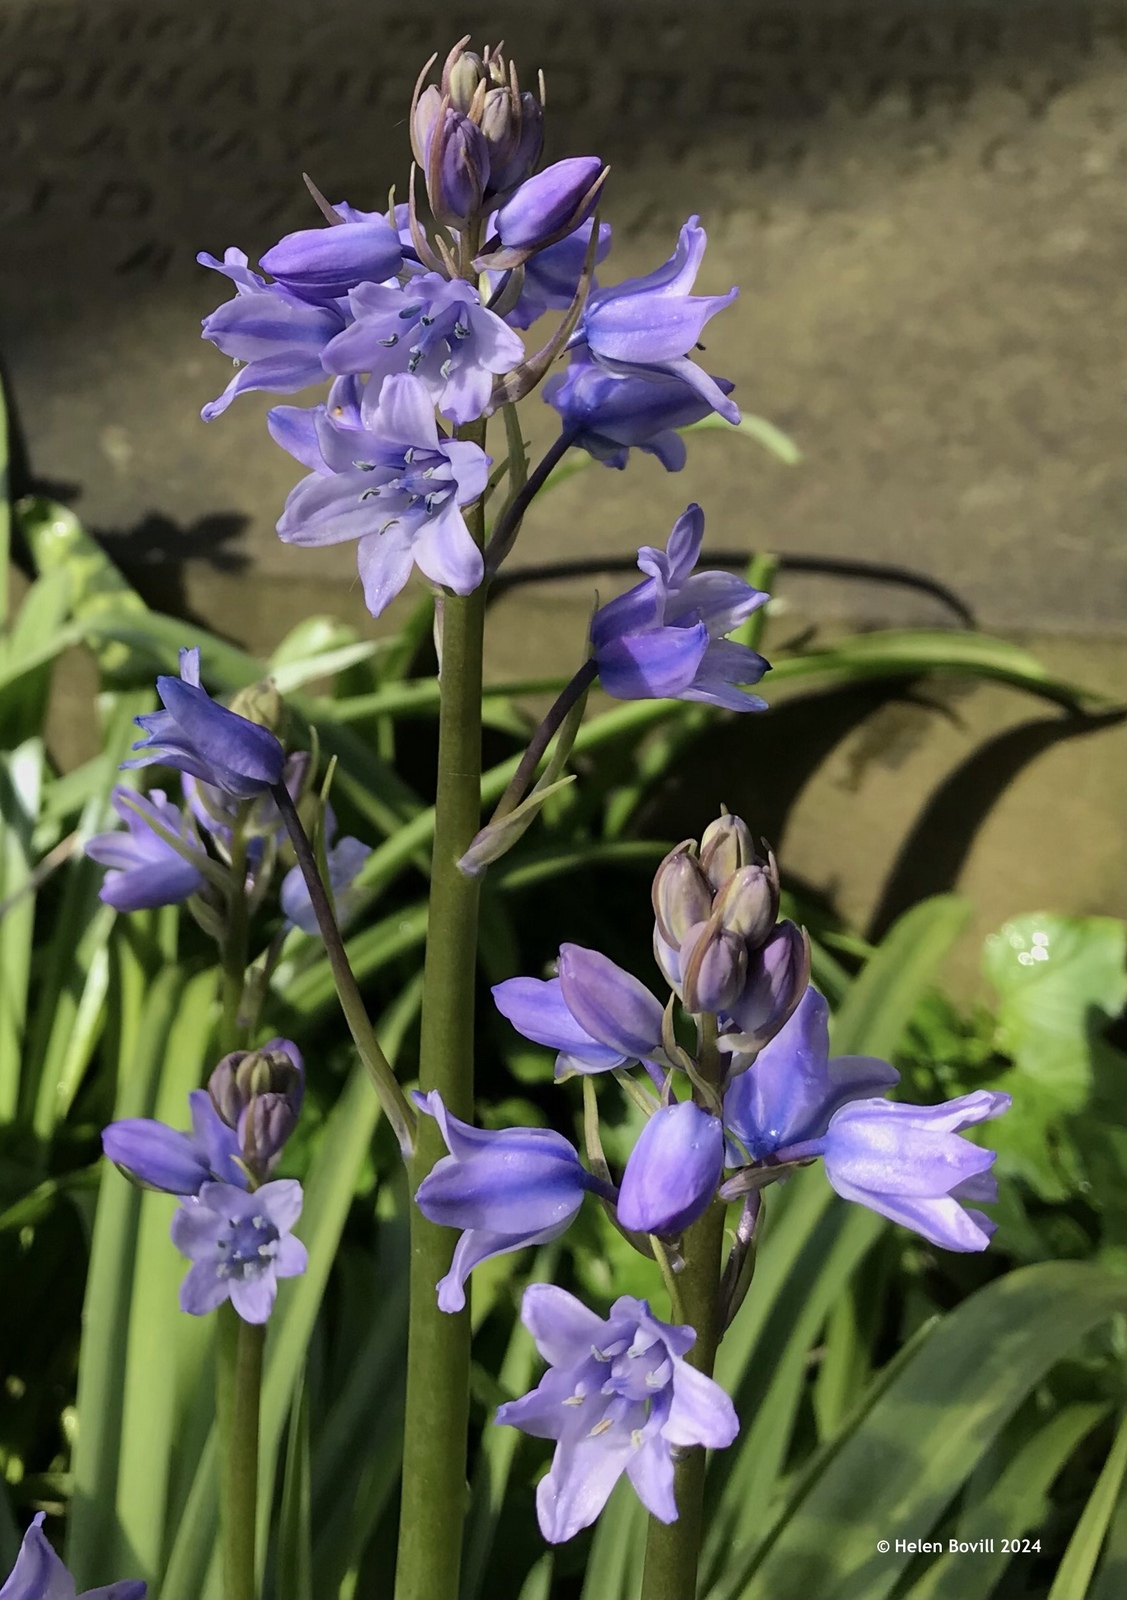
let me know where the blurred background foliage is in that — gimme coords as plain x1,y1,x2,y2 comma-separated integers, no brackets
0,378,1124,1600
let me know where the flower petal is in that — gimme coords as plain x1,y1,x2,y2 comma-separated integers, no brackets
557,945,664,1059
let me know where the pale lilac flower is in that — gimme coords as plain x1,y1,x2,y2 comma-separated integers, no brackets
172,1179,307,1323
590,505,769,708
258,212,401,303
271,373,490,617
85,788,207,911
0,1512,145,1600
495,1285,738,1543
102,1092,244,1196
492,944,664,1079
280,817,371,934
617,1102,725,1236
480,158,607,268
413,1092,608,1313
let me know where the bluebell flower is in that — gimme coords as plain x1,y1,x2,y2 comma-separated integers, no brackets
85,787,207,911
617,1102,725,1236
493,943,665,1079
280,820,371,934
197,249,347,421
172,1178,307,1323
480,157,608,268
271,373,490,616
570,217,740,425
590,505,770,708
413,1091,608,1313
257,212,402,303
124,648,286,799
321,273,525,425
496,222,612,330
495,1284,738,1543
0,1511,145,1600
103,1091,245,1195
206,1039,305,1182
544,352,735,468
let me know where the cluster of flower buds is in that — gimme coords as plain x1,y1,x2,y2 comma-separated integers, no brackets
207,1041,305,1183
653,811,808,1063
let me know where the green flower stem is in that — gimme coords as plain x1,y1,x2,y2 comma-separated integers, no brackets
396,417,489,1600
271,780,416,1156
217,822,250,1055
216,1303,265,1600
641,1016,727,1600
489,656,598,823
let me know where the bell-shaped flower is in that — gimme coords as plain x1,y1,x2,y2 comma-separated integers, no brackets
480,158,608,268
279,803,371,933
271,374,490,617
0,1511,145,1600
85,787,207,912
722,986,900,1162
545,352,735,469
258,212,402,303
172,1178,307,1323
321,273,525,425
103,1090,245,1196
571,217,740,424
720,921,809,1054
617,1102,724,1236
420,100,491,226
413,1092,605,1312
124,648,286,799
493,945,664,1078
495,1284,738,1543
590,504,770,708
811,1091,1012,1253
497,222,612,329
197,249,347,421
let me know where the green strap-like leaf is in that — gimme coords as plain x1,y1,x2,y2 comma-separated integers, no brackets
1048,1409,1127,1600
830,895,971,1058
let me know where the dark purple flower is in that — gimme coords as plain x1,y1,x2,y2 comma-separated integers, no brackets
617,1102,724,1236
418,97,491,226
258,214,402,303
810,1091,1012,1253
496,222,612,330
85,787,207,912
492,945,664,1078
481,158,608,268
321,274,524,425
103,1091,245,1195
413,1092,603,1313
124,648,286,799
570,217,740,425
197,249,346,421
495,1285,738,1543
590,505,770,709
172,1178,307,1323
544,352,735,469
271,373,490,617
0,1511,145,1600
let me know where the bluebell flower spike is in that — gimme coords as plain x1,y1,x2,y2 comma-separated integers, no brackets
0,1511,145,1600
172,1179,307,1323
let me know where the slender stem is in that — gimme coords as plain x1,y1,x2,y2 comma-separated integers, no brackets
396,416,489,1600
490,657,598,822
483,426,577,574
217,825,250,1055
216,1304,265,1600
271,781,416,1155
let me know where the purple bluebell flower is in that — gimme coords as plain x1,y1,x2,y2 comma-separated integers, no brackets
280,814,371,933
719,921,810,1055
810,1091,1012,1253
480,158,608,268
417,97,491,226
207,1038,305,1181
544,352,735,468
257,213,402,303
496,222,612,330
103,1091,245,1195
271,373,490,616
124,648,286,799
492,944,664,1079
570,217,740,425
321,274,525,425
495,1284,738,1543
617,1102,725,1236
172,1178,307,1323
85,787,207,911
590,505,770,708
0,1511,145,1600
722,987,900,1162
197,249,347,421
413,1091,606,1313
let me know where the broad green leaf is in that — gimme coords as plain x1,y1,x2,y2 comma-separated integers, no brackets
1048,1409,1127,1600
1089,1438,1127,1600
831,896,971,1058
728,1261,1122,1600
274,1374,313,1600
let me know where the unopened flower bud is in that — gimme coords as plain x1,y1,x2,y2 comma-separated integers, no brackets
680,919,748,1014
652,842,713,947
228,678,285,736
699,812,756,890
207,1039,304,1177
723,922,809,1054
715,859,779,947
425,107,490,227
443,46,487,113
482,157,607,268
617,1101,724,1236
485,89,543,196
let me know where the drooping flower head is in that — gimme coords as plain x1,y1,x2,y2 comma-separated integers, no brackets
271,373,490,617
544,352,735,470
495,1284,738,1543
85,787,208,912
103,1090,245,1196
590,505,770,709
494,221,612,329
492,944,665,1079
0,1511,145,1600
124,648,286,799
172,1179,307,1323
616,1101,725,1236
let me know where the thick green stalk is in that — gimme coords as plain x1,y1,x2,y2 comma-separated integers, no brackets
396,418,488,1600
216,1304,265,1600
